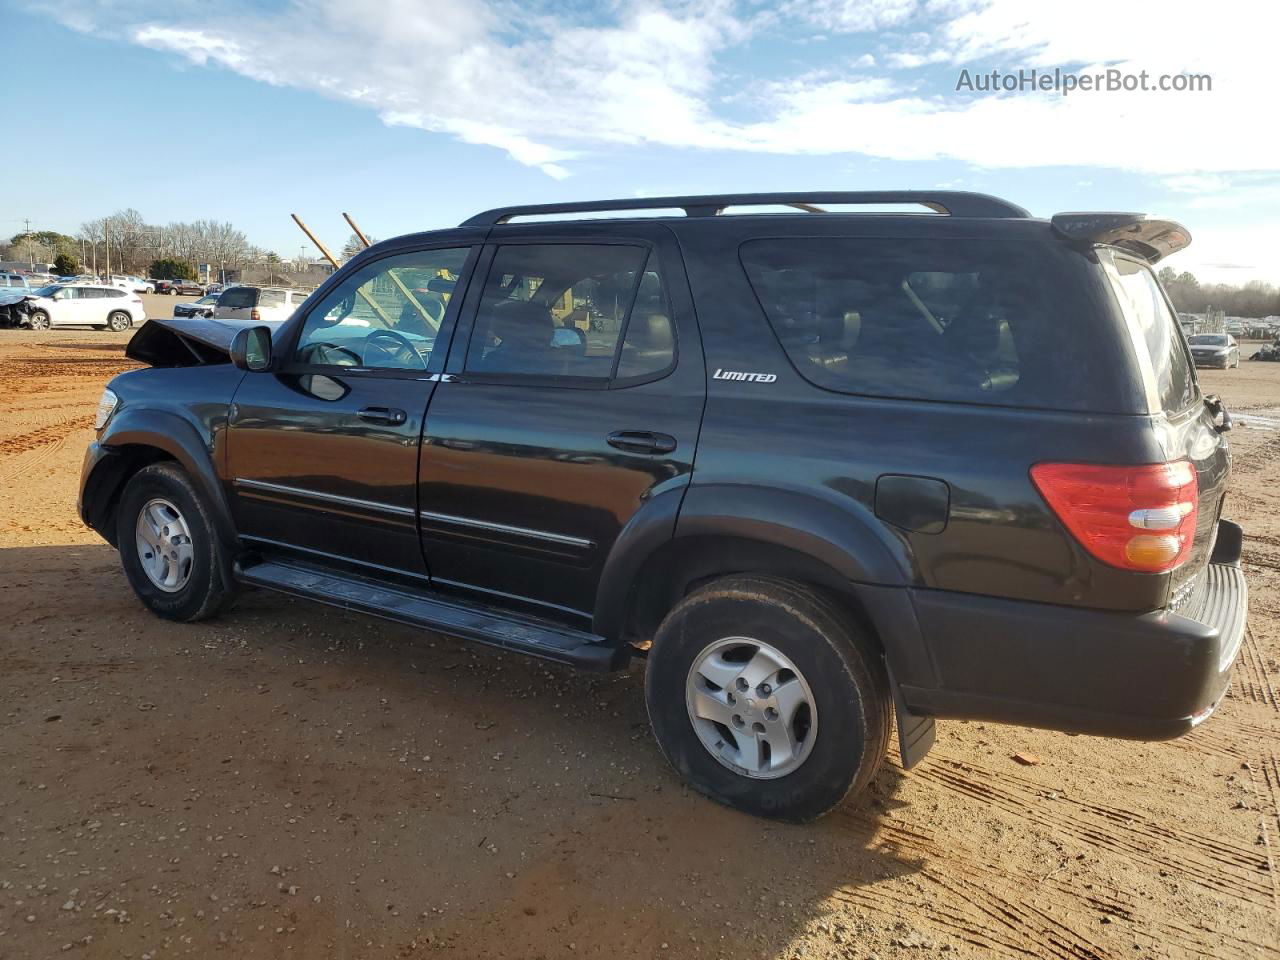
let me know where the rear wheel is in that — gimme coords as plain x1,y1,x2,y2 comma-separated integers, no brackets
28,310,50,330
645,575,891,821
107,311,131,332
116,462,234,622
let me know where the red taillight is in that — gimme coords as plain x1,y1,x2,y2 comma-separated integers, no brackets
1030,461,1198,573
250,308,261,322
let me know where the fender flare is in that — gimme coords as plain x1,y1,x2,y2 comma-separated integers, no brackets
90,407,238,549
593,482,939,690
675,483,913,586
593,480,689,639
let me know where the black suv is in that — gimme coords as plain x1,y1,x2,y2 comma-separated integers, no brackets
79,192,1247,821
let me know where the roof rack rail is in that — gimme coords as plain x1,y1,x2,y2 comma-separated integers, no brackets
460,191,1030,227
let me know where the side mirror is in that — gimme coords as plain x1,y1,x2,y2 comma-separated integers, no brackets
230,325,273,372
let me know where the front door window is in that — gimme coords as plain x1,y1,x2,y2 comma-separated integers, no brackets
294,248,470,371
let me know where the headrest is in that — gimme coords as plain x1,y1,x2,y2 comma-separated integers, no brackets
487,299,554,348
628,312,673,350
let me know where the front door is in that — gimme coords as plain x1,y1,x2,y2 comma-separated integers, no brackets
418,228,705,623
51,286,93,326
226,240,479,580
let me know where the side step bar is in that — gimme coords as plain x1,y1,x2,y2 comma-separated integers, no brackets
235,559,624,671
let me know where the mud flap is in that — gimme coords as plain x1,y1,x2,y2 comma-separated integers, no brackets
887,664,935,770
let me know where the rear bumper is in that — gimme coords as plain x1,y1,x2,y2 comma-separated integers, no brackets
900,528,1247,740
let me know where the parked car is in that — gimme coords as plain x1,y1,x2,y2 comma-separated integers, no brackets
172,293,220,319
206,282,224,294
78,192,1245,822
152,279,175,295
171,279,206,296
24,283,145,331
0,272,32,292
0,274,33,327
1187,333,1240,369
213,285,309,326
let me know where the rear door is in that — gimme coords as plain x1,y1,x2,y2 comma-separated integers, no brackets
1102,251,1230,596
417,224,704,624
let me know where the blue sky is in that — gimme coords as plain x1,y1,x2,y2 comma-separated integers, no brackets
6,0,1278,284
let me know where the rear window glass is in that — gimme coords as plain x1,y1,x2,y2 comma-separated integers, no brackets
218,287,256,309
1103,253,1197,413
740,237,1117,411
260,289,286,308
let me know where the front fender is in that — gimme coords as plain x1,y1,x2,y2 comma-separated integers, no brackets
86,405,237,548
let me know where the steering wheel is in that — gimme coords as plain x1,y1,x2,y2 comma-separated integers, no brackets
301,342,362,366
363,328,427,369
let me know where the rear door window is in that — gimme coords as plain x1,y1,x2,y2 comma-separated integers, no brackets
465,244,674,382
740,237,1120,411
1102,252,1197,413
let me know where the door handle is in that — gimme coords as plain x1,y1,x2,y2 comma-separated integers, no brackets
357,406,407,425
607,430,677,454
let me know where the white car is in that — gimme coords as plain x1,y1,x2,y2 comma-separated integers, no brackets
214,285,310,326
24,284,146,332
109,275,154,294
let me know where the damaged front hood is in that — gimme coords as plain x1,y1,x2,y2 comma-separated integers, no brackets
126,316,241,366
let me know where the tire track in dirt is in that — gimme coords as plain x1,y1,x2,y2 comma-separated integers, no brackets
914,755,1272,905
831,811,1271,959
0,417,86,482
1244,753,1280,919
0,356,135,384
1233,625,1280,710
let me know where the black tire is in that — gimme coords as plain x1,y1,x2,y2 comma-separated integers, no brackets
116,462,234,622
645,575,891,822
28,309,50,330
107,311,130,332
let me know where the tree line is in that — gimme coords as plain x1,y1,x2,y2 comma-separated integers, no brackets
4,209,271,278
1157,267,1279,318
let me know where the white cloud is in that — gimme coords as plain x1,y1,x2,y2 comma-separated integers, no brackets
42,0,1280,189
781,0,920,32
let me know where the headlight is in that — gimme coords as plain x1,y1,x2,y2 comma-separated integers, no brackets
94,388,119,430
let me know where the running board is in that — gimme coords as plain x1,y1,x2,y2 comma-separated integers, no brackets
235,559,624,671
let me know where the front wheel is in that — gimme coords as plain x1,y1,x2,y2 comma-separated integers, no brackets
116,462,234,622
28,309,51,330
107,311,131,332
645,576,891,821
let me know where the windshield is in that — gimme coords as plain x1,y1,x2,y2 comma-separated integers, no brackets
1188,334,1227,345
33,284,63,297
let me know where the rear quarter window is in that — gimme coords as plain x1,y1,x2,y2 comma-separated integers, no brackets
1101,252,1197,414
740,237,1124,412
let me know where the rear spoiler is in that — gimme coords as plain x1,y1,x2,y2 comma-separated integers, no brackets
1050,212,1191,263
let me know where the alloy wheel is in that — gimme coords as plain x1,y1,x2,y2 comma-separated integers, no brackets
685,636,818,779
134,497,195,593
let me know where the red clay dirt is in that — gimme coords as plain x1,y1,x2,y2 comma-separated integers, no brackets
1,326,1278,959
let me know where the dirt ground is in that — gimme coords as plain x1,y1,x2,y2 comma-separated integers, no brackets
1,320,1278,960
